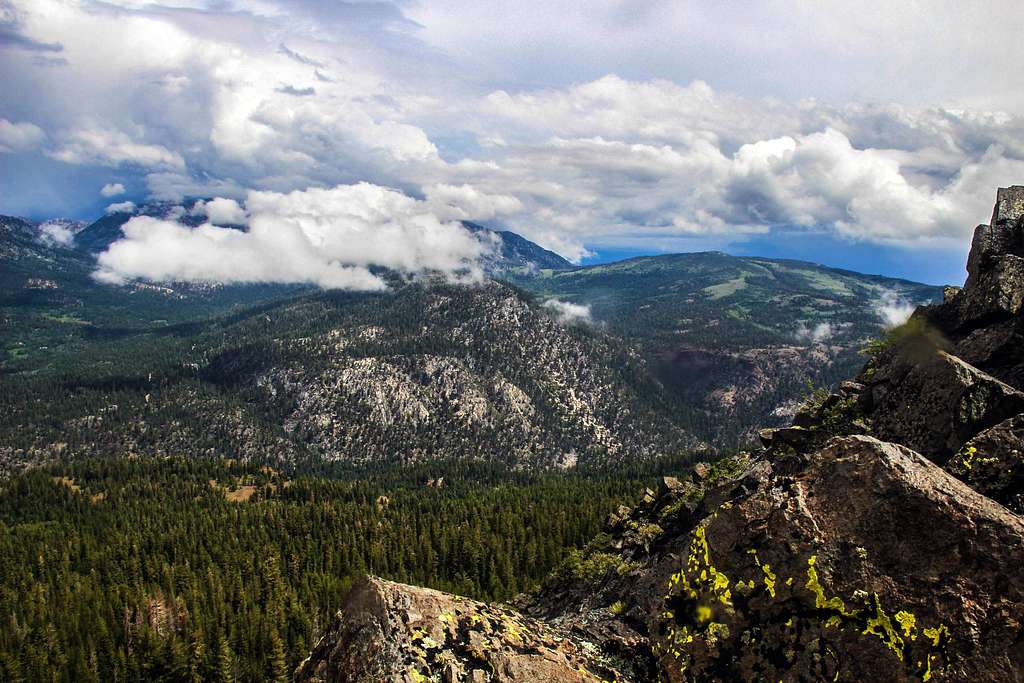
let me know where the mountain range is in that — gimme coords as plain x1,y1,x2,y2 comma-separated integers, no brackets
1,202,941,474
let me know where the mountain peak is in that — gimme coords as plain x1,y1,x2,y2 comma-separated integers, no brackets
992,185,1024,224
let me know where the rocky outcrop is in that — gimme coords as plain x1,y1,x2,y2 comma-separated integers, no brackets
861,347,1024,463
947,414,1024,513
652,435,1024,681
294,576,626,682
925,186,1024,389
297,188,1024,682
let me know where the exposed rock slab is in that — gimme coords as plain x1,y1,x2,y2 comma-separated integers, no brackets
862,348,1024,463
947,413,1024,514
294,576,626,682
519,437,1024,682
650,435,1024,682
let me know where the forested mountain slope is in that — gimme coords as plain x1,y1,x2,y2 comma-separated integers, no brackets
5,202,942,458
0,458,661,682
515,252,941,444
0,281,697,473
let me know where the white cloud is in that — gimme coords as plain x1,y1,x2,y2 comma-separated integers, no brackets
49,127,185,169
409,2,1023,112
191,197,247,225
95,182,496,289
453,83,1024,257
38,220,75,246
105,200,136,214
423,184,523,221
100,182,125,197
875,290,916,328
0,119,45,153
542,298,592,325
795,322,834,344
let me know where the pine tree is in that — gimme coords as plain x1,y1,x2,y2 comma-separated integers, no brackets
214,635,236,683
267,629,289,683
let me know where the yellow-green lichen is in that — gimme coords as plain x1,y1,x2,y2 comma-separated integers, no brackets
895,611,917,639
806,555,858,615
662,524,733,659
658,540,949,682
863,594,906,660
749,549,778,598
958,445,998,472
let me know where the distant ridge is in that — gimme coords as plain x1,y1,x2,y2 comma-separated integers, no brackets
462,221,573,271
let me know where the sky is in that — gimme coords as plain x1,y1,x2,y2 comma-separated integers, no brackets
2,0,1023,286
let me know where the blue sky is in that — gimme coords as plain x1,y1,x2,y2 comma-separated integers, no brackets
2,1,1022,288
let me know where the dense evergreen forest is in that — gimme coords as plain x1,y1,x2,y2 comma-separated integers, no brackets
0,456,697,682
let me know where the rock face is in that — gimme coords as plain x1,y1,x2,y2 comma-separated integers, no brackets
862,347,1024,463
297,188,1024,682
294,577,626,682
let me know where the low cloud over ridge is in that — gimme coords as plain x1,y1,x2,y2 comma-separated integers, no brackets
543,299,593,325
875,290,917,328
94,183,500,290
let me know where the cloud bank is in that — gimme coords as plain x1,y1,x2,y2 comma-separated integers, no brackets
1,0,1022,283
95,183,497,290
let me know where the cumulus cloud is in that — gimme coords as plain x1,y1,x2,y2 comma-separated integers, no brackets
49,128,185,169
875,290,916,328
191,197,247,225
456,80,1024,257
0,118,45,153
94,183,496,290
424,184,523,222
100,182,125,197
105,200,136,214
795,322,834,344
542,299,593,325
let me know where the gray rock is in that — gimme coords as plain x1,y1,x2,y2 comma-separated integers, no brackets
966,186,1024,284
991,185,1024,224
293,576,623,682
651,436,1024,682
947,413,1024,513
658,476,683,495
864,348,1024,463
958,254,1024,323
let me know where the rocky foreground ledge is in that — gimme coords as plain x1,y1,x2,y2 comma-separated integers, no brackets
293,575,622,682
296,188,1024,682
